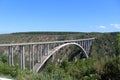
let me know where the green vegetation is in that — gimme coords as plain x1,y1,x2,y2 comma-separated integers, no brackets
0,56,120,80
0,32,120,80
0,53,7,63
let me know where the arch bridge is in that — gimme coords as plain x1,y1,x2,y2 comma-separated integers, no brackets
0,38,95,72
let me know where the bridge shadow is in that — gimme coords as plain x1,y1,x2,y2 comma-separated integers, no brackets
68,49,87,62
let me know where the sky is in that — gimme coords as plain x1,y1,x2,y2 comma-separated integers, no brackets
0,0,120,34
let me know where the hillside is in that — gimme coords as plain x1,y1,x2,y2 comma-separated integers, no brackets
0,32,120,80
0,32,119,58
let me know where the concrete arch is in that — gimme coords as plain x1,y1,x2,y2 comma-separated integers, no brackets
35,42,88,72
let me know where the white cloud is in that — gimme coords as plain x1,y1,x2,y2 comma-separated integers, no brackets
99,26,106,29
110,24,120,29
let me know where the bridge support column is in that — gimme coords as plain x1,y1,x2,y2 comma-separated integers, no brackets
37,45,40,63
80,41,82,46
44,44,48,56
43,45,45,56
81,41,84,47
47,44,49,55
8,46,13,66
86,40,88,54
90,40,92,46
20,45,25,69
88,40,93,56
29,45,31,70
83,41,86,51
40,45,42,63
85,41,87,52
50,43,53,49
32,45,35,71
88,40,91,54
52,55,54,62
53,43,56,49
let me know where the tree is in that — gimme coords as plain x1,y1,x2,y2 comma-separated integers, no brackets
117,33,120,54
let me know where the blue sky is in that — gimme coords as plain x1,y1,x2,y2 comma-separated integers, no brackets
0,0,120,34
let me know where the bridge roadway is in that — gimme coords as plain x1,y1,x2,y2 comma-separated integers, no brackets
0,38,95,47
0,38,95,72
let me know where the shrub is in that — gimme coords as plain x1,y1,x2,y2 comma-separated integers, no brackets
101,57,120,80
0,53,7,63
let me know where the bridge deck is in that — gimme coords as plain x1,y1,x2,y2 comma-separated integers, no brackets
0,38,95,47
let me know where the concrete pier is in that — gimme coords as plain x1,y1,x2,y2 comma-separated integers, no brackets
20,45,25,69
8,46,13,66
